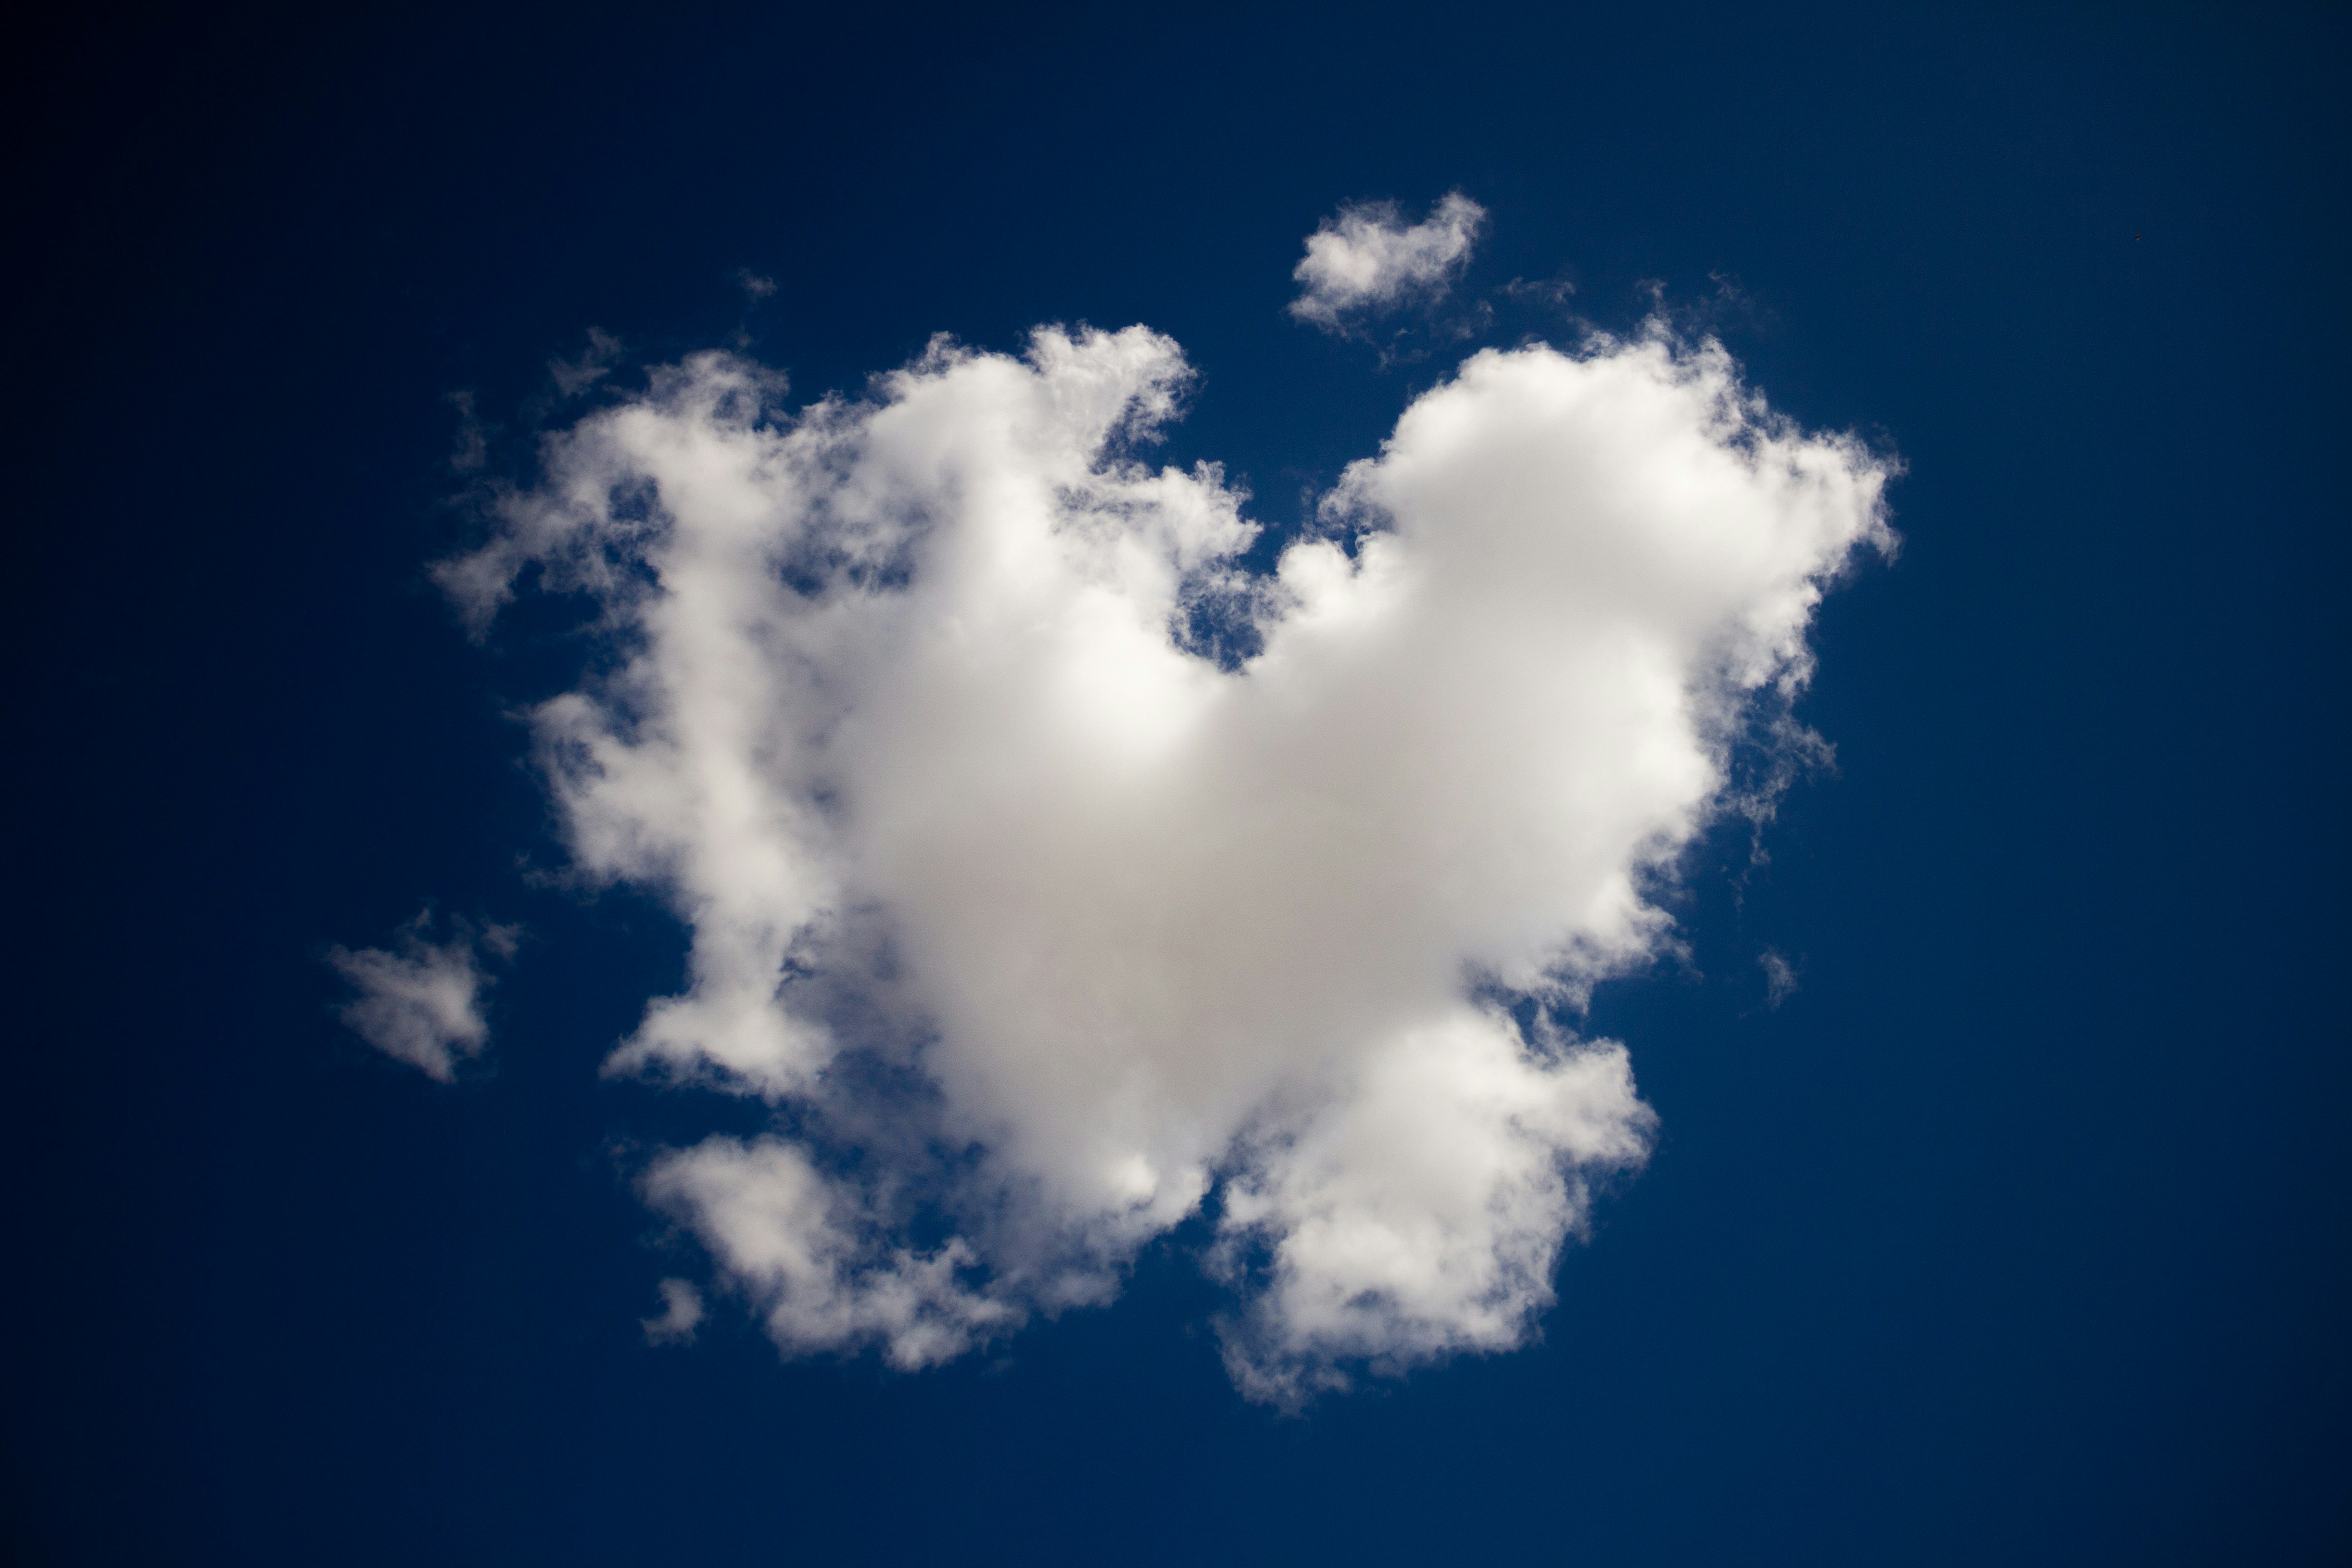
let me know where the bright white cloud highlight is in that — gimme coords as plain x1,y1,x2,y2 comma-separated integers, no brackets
441,316,1891,1403
327,912,513,1082
1289,192,1487,330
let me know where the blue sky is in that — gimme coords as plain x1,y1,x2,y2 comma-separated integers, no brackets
7,5,2348,1563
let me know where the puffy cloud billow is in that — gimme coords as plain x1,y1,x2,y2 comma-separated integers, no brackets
437,308,1891,1403
327,911,514,1082
1289,192,1487,329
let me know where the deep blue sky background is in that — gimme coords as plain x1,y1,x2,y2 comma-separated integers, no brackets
7,5,2348,1563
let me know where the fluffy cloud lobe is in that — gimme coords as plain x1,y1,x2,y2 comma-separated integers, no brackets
1289,192,1487,329
443,319,1890,1402
328,912,511,1082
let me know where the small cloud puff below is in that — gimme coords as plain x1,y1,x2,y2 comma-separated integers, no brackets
549,328,624,397
326,911,514,1082
1289,192,1488,331
642,1279,706,1345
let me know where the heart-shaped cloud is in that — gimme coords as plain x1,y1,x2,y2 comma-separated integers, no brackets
440,318,1892,1404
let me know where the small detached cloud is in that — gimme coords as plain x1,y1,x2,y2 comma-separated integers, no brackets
549,327,624,397
642,1278,706,1345
1289,192,1487,331
444,390,488,473
326,911,516,1082
1759,950,1801,1009
1499,272,1578,309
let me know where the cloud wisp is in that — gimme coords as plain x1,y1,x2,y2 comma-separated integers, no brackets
1289,192,1488,331
437,310,1891,1404
327,912,514,1082
642,1278,706,1345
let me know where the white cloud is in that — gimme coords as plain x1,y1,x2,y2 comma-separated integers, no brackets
1289,192,1488,330
549,328,624,397
641,1278,707,1344
326,911,514,1082
441,315,1891,1403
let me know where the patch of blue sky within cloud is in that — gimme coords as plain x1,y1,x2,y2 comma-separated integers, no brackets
429,200,1893,1405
